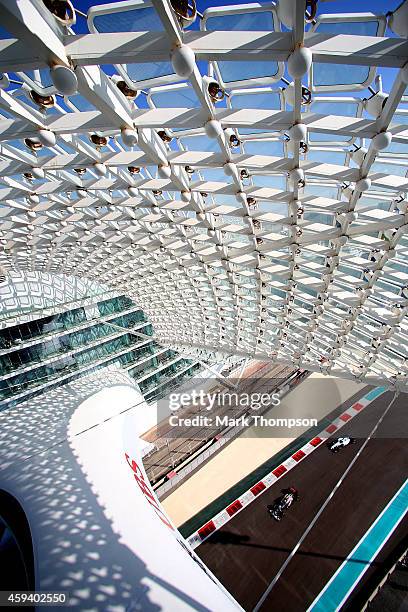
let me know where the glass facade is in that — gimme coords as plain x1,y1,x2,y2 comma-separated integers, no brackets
0,295,199,409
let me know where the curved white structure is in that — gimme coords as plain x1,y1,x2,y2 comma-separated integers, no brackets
0,366,240,609
0,0,407,392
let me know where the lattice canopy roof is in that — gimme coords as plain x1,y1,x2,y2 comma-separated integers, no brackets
1,0,408,389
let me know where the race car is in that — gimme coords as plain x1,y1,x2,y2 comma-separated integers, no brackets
268,487,299,521
328,436,356,453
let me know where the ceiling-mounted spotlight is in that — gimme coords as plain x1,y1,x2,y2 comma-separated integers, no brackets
24,137,42,152
363,91,388,119
286,137,308,155
74,168,86,176
90,134,108,147
128,166,141,175
171,44,196,78
153,190,163,197
240,168,250,180
170,0,197,28
158,130,172,143
24,172,34,181
341,182,353,198
350,146,367,166
185,165,194,176
29,90,55,109
288,167,305,188
224,128,240,148
282,79,312,106
202,76,225,104
43,0,75,25
117,81,137,99
305,0,318,23
247,197,257,209
393,194,407,214
111,75,138,100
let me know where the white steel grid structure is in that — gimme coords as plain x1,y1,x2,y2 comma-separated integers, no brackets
0,0,408,390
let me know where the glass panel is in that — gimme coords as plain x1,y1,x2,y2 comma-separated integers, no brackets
371,162,407,177
179,135,220,152
313,20,378,87
206,12,278,83
231,91,281,134
313,63,371,88
307,150,347,165
309,101,358,142
252,175,287,190
92,7,172,83
150,87,200,108
304,184,339,199
231,92,281,110
315,20,379,37
244,140,284,156
93,7,164,32
125,62,173,82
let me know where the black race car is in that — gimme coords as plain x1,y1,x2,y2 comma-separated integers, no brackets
268,487,299,521
328,436,356,453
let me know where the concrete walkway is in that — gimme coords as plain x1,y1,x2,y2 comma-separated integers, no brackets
163,373,365,526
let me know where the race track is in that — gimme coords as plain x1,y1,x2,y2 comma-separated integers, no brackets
197,391,408,611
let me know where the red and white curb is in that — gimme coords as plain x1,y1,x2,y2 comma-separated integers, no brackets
186,387,386,550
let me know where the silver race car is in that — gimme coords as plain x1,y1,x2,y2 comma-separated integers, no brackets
328,436,356,453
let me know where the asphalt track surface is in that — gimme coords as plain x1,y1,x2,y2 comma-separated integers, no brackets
197,391,408,611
